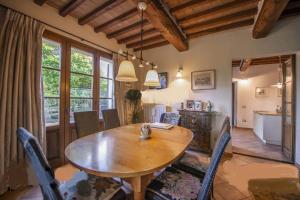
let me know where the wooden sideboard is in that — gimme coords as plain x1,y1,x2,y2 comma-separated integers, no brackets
179,109,213,153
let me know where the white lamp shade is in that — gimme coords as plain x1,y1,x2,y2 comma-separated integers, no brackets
116,60,138,82
144,69,160,87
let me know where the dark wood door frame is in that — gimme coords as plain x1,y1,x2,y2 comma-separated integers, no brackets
281,55,296,163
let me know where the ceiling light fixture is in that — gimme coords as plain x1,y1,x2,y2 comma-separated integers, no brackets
116,51,138,82
176,66,183,78
272,56,283,88
138,1,147,68
137,1,160,87
144,63,160,87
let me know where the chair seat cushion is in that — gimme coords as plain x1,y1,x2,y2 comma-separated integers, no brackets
173,151,209,177
145,167,202,200
59,171,125,200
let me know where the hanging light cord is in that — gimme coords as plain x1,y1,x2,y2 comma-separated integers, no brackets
140,8,144,64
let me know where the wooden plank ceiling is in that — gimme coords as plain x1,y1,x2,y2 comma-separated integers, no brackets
36,0,300,52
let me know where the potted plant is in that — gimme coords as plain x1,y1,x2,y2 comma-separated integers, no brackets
125,89,142,123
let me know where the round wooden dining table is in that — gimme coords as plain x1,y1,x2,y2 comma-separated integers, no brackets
65,123,193,200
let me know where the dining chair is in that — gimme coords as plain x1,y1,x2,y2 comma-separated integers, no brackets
17,128,126,200
145,131,231,200
160,112,181,125
102,109,121,130
173,116,231,177
74,111,100,138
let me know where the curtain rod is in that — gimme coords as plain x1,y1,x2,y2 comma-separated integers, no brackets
0,4,145,61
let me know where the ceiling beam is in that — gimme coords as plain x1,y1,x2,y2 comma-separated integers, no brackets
253,0,289,39
59,0,86,17
239,59,252,71
171,0,235,14
117,28,159,44
133,41,169,52
34,0,48,6
280,2,300,19
232,55,293,67
179,0,258,27
78,0,126,25
188,19,254,39
107,20,149,39
184,8,257,34
126,35,165,48
94,8,138,33
130,0,188,51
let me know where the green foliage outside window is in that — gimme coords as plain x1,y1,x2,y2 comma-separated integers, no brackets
42,39,114,123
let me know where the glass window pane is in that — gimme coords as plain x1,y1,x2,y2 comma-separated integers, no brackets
44,98,59,124
71,74,93,98
42,39,61,69
100,60,108,78
42,68,60,97
70,98,92,121
99,99,113,118
71,48,93,75
100,78,113,98
100,59,113,78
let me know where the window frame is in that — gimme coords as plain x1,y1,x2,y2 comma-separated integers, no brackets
69,45,96,122
99,58,115,117
42,30,113,128
42,39,62,126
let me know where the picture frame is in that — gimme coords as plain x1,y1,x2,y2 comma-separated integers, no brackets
191,69,216,90
255,87,269,97
186,100,195,109
149,72,168,89
194,100,202,110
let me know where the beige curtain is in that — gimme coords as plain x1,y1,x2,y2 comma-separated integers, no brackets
0,8,46,194
113,53,137,125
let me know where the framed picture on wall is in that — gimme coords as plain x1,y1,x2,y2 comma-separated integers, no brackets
191,70,216,90
255,87,269,97
149,72,168,89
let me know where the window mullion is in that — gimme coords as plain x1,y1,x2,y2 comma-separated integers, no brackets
93,53,100,114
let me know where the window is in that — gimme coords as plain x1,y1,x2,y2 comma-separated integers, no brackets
42,39,61,125
70,47,94,122
99,58,114,117
42,31,115,128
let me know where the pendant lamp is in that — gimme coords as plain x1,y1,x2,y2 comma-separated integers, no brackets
144,63,160,87
137,1,160,87
271,56,283,88
116,51,137,82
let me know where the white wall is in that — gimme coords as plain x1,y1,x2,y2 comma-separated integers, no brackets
142,16,300,164
235,65,282,128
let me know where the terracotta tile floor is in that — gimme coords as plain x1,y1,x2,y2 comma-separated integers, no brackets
231,127,290,162
1,154,298,200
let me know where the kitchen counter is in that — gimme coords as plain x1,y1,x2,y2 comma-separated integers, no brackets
253,111,282,145
254,111,281,116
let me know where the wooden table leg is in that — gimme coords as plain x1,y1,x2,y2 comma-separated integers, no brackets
125,174,154,200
